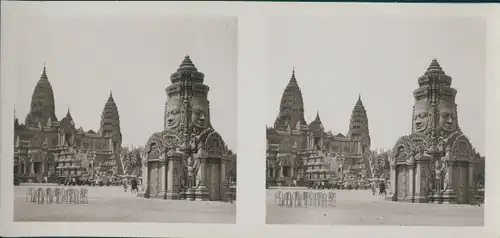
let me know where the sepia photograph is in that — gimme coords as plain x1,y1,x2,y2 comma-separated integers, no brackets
265,17,486,226
6,8,237,223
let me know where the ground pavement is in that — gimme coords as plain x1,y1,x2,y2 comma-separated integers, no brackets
266,188,484,226
14,184,236,223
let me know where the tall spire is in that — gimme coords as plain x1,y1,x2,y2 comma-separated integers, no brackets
356,94,363,106
40,63,48,81
348,94,370,148
25,64,58,126
169,55,205,84
274,67,306,130
289,66,297,84
66,105,72,117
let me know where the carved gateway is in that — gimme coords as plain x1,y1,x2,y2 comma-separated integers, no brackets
203,130,225,158
144,131,182,160
451,133,475,162
277,154,295,166
392,136,412,164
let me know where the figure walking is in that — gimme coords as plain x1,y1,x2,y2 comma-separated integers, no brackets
379,181,387,196
123,180,128,192
131,178,138,195
371,181,377,195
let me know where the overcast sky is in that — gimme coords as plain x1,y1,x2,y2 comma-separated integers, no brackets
6,10,237,151
267,17,485,154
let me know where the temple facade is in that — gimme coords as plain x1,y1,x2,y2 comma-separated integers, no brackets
140,56,234,201
13,66,124,182
266,69,373,187
388,59,484,204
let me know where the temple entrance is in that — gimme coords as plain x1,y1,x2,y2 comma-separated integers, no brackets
282,166,291,177
33,162,42,174
395,165,408,201
453,165,470,204
207,159,221,201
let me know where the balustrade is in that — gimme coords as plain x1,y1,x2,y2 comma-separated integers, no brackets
273,190,336,208
25,187,88,204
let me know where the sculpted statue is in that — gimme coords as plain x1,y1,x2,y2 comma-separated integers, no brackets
189,133,197,149
443,145,452,161
438,101,457,133
190,97,209,132
407,151,416,164
159,152,166,162
185,155,200,188
165,97,182,131
412,101,430,133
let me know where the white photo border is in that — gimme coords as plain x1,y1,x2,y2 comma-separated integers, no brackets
1,2,498,238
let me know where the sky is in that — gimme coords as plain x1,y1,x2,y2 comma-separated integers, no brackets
267,17,486,154
6,11,237,151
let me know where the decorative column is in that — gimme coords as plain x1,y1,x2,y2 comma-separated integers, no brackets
407,160,415,202
219,160,228,201
467,161,475,204
141,160,148,192
159,154,168,199
414,154,431,203
30,162,35,175
195,156,209,201
442,160,456,204
386,163,397,201
17,162,23,175
165,151,182,200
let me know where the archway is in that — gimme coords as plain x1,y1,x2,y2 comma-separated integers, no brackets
203,131,225,201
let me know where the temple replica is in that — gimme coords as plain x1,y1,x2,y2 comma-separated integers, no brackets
388,59,483,204
140,56,233,201
14,66,124,183
266,69,372,187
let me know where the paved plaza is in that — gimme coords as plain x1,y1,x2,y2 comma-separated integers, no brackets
266,188,484,226
14,184,236,223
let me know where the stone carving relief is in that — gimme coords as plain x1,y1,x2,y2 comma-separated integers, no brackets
412,101,430,133
392,136,411,163
205,131,225,158
451,134,473,161
190,97,210,133
438,101,458,133
164,133,182,156
182,154,201,189
146,142,161,159
165,97,182,131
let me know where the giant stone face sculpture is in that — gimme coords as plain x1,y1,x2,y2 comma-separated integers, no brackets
438,101,457,133
190,97,209,131
412,100,430,133
165,97,182,131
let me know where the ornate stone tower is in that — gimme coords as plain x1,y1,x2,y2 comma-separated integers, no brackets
411,59,459,136
348,95,371,153
389,59,481,204
143,55,230,201
274,68,307,131
25,66,58,127
309,111,325,150
99,91,123,174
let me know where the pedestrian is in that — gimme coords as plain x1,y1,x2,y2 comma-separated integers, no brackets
379,181,386,196
371,181,377,195
131,178,138,195
123,180,128,192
